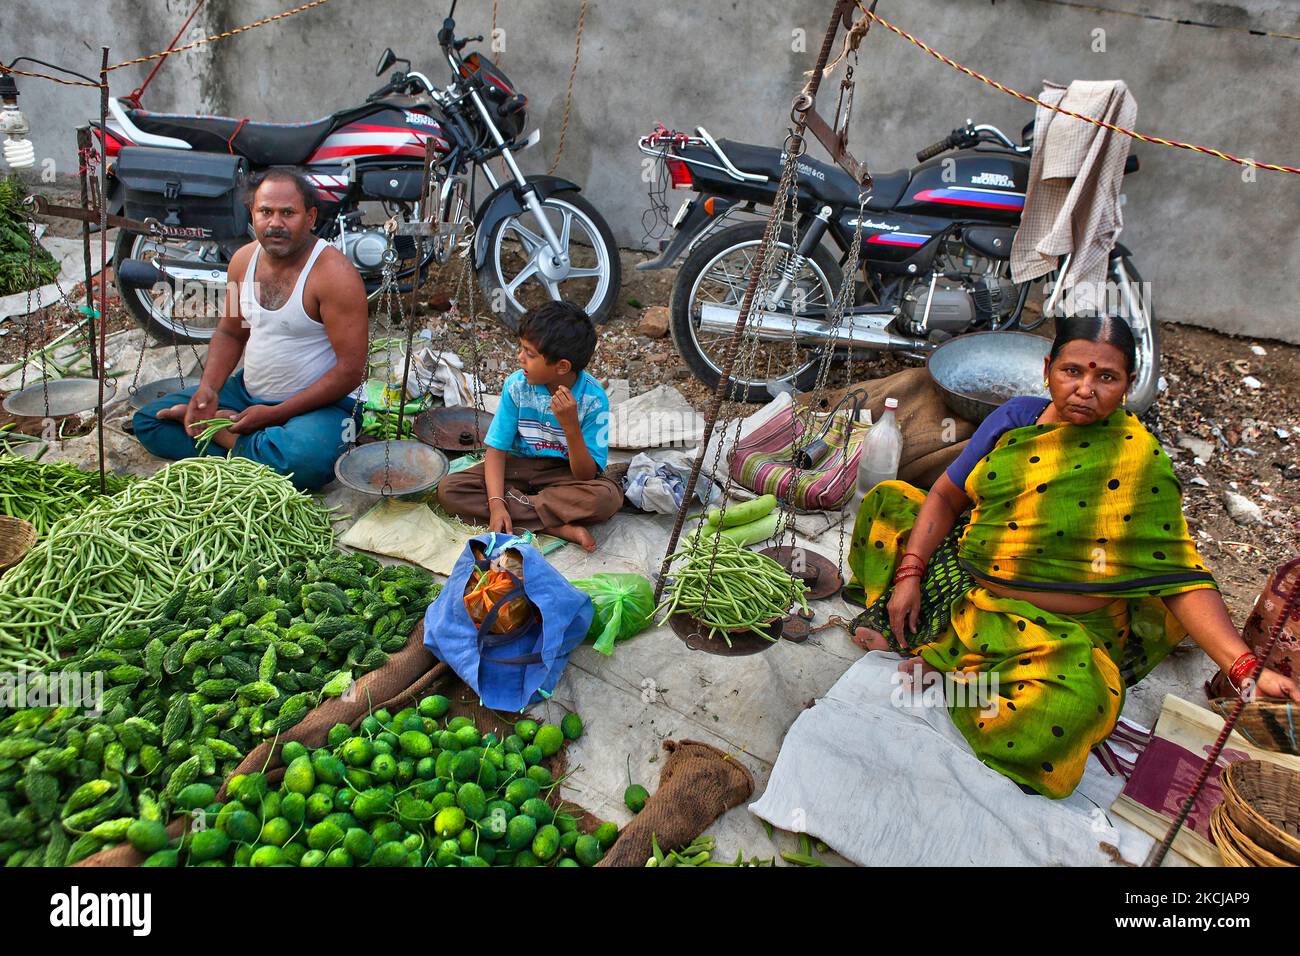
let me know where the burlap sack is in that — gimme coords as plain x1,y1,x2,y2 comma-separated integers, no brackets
596,739,754,868
77,622,437,867
798,366,975,488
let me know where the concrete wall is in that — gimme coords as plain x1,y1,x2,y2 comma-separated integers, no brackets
4,0,1298,340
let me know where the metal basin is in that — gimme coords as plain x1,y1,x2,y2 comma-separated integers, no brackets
412,405,494,453
927,331,1050,422
333,439,449,497
126,375,201,410
2,378,118,418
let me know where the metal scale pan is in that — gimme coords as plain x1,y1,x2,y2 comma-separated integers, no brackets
126,375,202,410
412,405,494,454
333,439,450,498
2,378,117,418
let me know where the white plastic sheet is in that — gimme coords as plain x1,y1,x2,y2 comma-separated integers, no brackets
749,651,1159,866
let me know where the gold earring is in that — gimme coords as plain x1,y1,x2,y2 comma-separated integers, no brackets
1122,394,1127,406
1042,378,1049,389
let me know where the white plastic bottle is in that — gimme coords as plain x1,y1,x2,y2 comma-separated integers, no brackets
858,397,903,494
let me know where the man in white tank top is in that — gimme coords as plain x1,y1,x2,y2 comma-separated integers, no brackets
133,170,368,490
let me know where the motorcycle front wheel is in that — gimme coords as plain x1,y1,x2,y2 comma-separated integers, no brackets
477,192,620,331
670,221,840,403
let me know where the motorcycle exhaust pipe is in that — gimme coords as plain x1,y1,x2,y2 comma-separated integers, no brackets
116,258,168,291
697,303,927,351
117,257,229,291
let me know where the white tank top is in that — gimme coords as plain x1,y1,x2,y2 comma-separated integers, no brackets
241,238,358,403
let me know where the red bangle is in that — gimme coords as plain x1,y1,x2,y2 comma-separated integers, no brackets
1228,652,1260,694
893,566,924,585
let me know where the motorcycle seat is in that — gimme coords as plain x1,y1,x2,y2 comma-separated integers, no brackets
126,109,335,166
716,138,895,210
861,169,911,212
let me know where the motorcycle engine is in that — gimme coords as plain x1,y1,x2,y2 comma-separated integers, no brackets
899,274,1019,335
344,229,392,274
338,211,416,275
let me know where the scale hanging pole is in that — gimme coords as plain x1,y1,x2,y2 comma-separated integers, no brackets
651,0,851,604
75,126,99,378
96,50,109,494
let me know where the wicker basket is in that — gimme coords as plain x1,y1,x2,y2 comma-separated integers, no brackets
1211,804,1293,867
1220,760,1300,865
0,515,36,575
1210,697,1300,755
1210,805,1255,866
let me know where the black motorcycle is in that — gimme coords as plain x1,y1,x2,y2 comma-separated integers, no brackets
100,1,619,343
637,119,1157,410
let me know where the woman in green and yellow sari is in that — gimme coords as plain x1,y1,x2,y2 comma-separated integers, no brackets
846,317,1299,799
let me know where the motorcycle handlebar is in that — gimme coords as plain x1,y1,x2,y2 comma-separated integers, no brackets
916,135,956,163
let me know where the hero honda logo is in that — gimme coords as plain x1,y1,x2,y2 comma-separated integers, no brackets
970,172,1015,188
404,111,440,128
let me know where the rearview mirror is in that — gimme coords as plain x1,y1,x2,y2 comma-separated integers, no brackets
376,48,398,77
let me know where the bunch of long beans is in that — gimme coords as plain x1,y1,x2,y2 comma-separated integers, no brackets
0,455,133,536
655,537,810,646
0,457,336,669
190,417,236,456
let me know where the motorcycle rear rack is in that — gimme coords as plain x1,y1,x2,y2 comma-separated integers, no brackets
637,126,769,184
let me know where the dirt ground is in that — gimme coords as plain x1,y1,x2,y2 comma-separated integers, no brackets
5,230,1295,623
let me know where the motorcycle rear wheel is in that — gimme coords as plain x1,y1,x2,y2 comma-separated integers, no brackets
115,231,230,345
670,221,840,403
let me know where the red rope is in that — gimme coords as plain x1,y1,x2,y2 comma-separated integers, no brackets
226,117,249,154
124,0,206,107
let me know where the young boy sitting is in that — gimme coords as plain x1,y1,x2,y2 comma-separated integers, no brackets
435,301,623,552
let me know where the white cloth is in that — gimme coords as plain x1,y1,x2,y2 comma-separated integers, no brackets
1010,80,1137,312
749,652,1155,866
607,384,705,450
623,450,721,514
241,238,354,401
409,347,486,408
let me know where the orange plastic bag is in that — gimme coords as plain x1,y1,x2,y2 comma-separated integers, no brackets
463,549,533,634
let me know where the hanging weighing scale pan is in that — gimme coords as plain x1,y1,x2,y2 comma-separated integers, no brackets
412,405,494,453
127,375,202,410
757,545,844,601
3,378,117,418
334,439,449,497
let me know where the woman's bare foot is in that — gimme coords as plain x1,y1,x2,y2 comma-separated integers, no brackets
545,523,597,553
852,626,891,652
897,655,939,683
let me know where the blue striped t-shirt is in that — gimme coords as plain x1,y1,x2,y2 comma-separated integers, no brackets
485,369,610,470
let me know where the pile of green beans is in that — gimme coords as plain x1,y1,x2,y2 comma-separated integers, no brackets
655,537,810,646
0,456,133,536
0,457,336,669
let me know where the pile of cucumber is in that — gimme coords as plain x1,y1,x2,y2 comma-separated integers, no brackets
692,494,783,549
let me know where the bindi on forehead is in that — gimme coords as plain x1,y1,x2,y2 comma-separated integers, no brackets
1088,362,1097,368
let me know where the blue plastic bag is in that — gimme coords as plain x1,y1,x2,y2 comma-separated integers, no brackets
423,534,593,712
